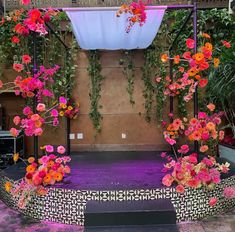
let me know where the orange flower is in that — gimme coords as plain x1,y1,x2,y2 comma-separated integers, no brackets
47,160,54,168
13,153,19,163
28,157,35,163
161,54,169,63
206,122,216,131
202,33,211,39
43,174,52,185
188,68,198,77
207,103,215,112
174,55,180,64
195,75,201,80
34,120,42,128
205,42,213,51
26,164,36,173
213,58,220,68
54,172,63,182
194,53,205,63
5,182,12,193
191,131,201,141
200,145,209,153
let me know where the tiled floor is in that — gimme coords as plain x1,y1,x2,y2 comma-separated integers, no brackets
0,200,234,232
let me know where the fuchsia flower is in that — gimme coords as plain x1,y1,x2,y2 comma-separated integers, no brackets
21,0,31,5
23,106,32,115
59,97,67,104
198,112,207,119
186,38,195,49
161,152,167,158
34,128,43,136
45,145,54,153
51,109,58,117
165,137,176,146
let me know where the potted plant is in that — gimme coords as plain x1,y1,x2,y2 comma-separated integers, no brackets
207,40,235,162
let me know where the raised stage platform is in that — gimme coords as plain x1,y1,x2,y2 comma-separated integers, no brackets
1,151,235,227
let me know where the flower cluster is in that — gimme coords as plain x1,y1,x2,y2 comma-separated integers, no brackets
160,35,231,102
6,145,71,209
117,0,147,33
10,97,67,137
163,104,224,155
58,98,80,119
161,152,230,194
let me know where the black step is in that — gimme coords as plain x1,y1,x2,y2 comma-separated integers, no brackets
84,199,176,227
85,225,179,232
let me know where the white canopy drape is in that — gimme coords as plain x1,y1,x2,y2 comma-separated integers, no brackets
64,7,166,50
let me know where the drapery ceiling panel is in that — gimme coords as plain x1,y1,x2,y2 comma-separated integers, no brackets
64,7,166,50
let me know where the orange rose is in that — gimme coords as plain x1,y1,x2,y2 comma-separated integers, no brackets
174,55,180,64
26,164,36,173
205,42,213,51
195,53,205,63
161,54,169,63
43,174,52,185
28,157,35,164
200,145,209,153
5,182,12,193
54,172,63,182
207,103,215,112
213,58,220,68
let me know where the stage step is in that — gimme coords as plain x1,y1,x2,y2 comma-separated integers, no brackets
84,199,177,227
85,225,179,232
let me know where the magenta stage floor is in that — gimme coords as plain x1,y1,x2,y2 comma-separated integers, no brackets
2,151,235,191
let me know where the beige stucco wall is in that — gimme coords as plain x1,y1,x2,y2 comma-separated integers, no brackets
0,49,170,154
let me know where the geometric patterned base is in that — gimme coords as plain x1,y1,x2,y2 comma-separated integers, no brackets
1,174,235,226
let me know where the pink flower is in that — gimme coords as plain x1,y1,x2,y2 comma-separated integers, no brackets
165,137,176,146
57,146,66,154
23,106,32,115
186,38,195,49
13,63,24,72
32,174,42,186
161,152,167,158
10,128,19,137
176,185,185,194
31,114,40,121
200,145,209,153
55,158,63,164
64,165,71,174
207,103,215,112
219,131,225,140
45,145,54,153
223,187,235,199
178,145,189,154
53,118,59,126
62,156,71,163
188,153,198,164
49,154,57,159
13,116,21,125
0,80,3,88
187,179,201,188
198,112,207,119
21,0,31,5
59,97,67,104
34,128,43,136
22,55,32,64
201,132,210,141
51,109,58,117
202,157,213,167
162,174,174,187
38,170,46,178
36,103,46,112
209,197,218,207
40,155,50,164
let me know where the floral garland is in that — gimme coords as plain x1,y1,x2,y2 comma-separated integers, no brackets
116,0,147,33
160,35,231,103
5,145,71,209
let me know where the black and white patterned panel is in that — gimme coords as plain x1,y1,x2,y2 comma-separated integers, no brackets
1,174,235,225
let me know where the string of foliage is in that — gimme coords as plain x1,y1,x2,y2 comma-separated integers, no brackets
87,50,103,134
142,8,235,123
120,50,135,105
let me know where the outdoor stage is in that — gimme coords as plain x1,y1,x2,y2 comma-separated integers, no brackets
1,151,235,227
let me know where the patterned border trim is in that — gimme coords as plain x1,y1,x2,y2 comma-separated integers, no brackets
1,174,235,225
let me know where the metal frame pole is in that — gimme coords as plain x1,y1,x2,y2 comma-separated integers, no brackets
193,1,199,153
33,32,39,160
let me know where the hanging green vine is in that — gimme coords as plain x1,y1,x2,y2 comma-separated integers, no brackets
120,50,135,105
88,50,103,134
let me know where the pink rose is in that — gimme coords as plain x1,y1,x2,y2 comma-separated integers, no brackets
13,116,21,125
165,137,176,146
198,112,207,119
57,145,66,154
162,174,174,187
223,187,235,199
23,106,32,115
34,128,43,136
209,197,218,207
59,97,67,104
178,144,189,154
176,185,185,194
10,128,19,137
51,109,58,117
36,103,46,112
